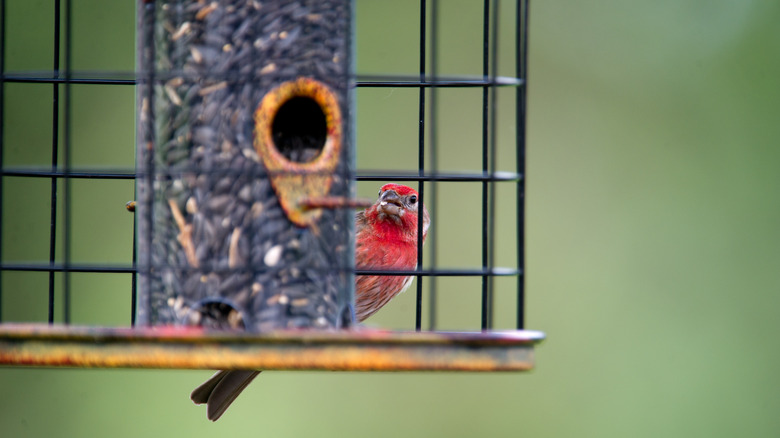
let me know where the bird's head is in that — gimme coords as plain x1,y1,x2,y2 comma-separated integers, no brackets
370,183,430,240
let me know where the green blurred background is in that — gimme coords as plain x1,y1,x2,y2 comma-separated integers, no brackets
2,0,780,436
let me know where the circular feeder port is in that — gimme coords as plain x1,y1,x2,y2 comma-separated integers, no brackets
193,297,247,331
272,97,327,163
254,78,343,227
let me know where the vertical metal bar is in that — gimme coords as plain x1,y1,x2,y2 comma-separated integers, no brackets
480,0,490,331
48,0,62,324
487,0,500,329
516,0,529,330
0,0,5,322
130,0,144,326
426,0,439,331
131,207,137,327
62,0,72,324
415,0,427,332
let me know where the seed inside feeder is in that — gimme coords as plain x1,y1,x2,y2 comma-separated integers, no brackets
136,0,353,331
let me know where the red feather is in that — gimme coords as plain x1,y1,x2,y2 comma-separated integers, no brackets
354,184,429,321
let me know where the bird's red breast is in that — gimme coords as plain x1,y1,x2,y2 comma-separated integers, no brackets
354,184,429,321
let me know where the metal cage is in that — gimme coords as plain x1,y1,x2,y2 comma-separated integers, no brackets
0,0,542,371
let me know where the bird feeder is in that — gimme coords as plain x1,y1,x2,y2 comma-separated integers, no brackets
135,0,355,331
0,0,543,374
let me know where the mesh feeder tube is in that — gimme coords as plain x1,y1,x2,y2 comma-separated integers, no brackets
136,0,354,332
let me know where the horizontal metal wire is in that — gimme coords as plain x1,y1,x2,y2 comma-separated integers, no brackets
0,262,521,277
357,267,522,277
355,74,523,88
1,71,134,86
0,263,136,274
357,170,521,182
0,167,522,183
1,71,524,88
1,168,135,179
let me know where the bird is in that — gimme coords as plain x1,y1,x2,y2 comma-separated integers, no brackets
191,183,430,421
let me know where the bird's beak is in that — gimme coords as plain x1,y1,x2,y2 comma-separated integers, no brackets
377,190,403,216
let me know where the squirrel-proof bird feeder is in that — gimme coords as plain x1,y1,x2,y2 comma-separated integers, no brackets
0,0,544,373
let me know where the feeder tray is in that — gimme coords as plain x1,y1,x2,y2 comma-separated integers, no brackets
0,324,543,371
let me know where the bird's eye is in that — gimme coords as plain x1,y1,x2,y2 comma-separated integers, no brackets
409,195,417,204
378,190,382,197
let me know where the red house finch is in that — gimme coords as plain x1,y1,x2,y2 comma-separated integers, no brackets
191,183,429,421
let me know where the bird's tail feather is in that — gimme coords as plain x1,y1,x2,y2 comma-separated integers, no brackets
190,370,262,421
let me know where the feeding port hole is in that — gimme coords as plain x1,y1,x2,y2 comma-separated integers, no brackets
271,96,327,164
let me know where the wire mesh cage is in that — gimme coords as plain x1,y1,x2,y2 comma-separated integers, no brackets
0,0,542,372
